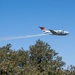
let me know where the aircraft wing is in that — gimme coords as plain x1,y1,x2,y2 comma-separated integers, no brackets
49,29,57,34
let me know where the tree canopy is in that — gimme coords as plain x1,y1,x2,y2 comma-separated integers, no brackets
0,39,75,75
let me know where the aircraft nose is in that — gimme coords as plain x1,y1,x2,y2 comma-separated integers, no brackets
65,31,69,35
67,32,69,35
67,33,69,35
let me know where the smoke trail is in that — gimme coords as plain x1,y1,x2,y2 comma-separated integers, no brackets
0,34,48,41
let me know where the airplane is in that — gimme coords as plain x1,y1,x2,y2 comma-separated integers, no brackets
39,27,69,36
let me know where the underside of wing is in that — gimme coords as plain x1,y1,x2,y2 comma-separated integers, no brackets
49,29,57,34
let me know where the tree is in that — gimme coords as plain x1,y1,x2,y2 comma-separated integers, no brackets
29,39,65,75
0,39,74,75
64,65,75,75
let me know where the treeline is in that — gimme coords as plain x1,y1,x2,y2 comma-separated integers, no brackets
0,39,75,75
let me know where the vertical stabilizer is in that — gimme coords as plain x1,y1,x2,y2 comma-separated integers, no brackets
39,27,46,31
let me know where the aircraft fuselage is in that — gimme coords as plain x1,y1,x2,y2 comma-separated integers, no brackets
39,27,69,36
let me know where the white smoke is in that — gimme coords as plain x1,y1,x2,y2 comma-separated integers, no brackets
0,34,48,41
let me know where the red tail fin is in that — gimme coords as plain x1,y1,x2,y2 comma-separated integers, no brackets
39,27,46,31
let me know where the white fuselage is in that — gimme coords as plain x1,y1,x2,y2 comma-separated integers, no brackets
39,27,69,36
43,30,69,35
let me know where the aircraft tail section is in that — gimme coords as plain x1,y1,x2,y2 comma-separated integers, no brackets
39,27,51,34
39,27,46,31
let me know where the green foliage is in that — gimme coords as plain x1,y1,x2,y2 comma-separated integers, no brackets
0,40,75,75
29,39,65,74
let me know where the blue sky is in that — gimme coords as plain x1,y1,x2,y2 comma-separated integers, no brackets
0,0,75,67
